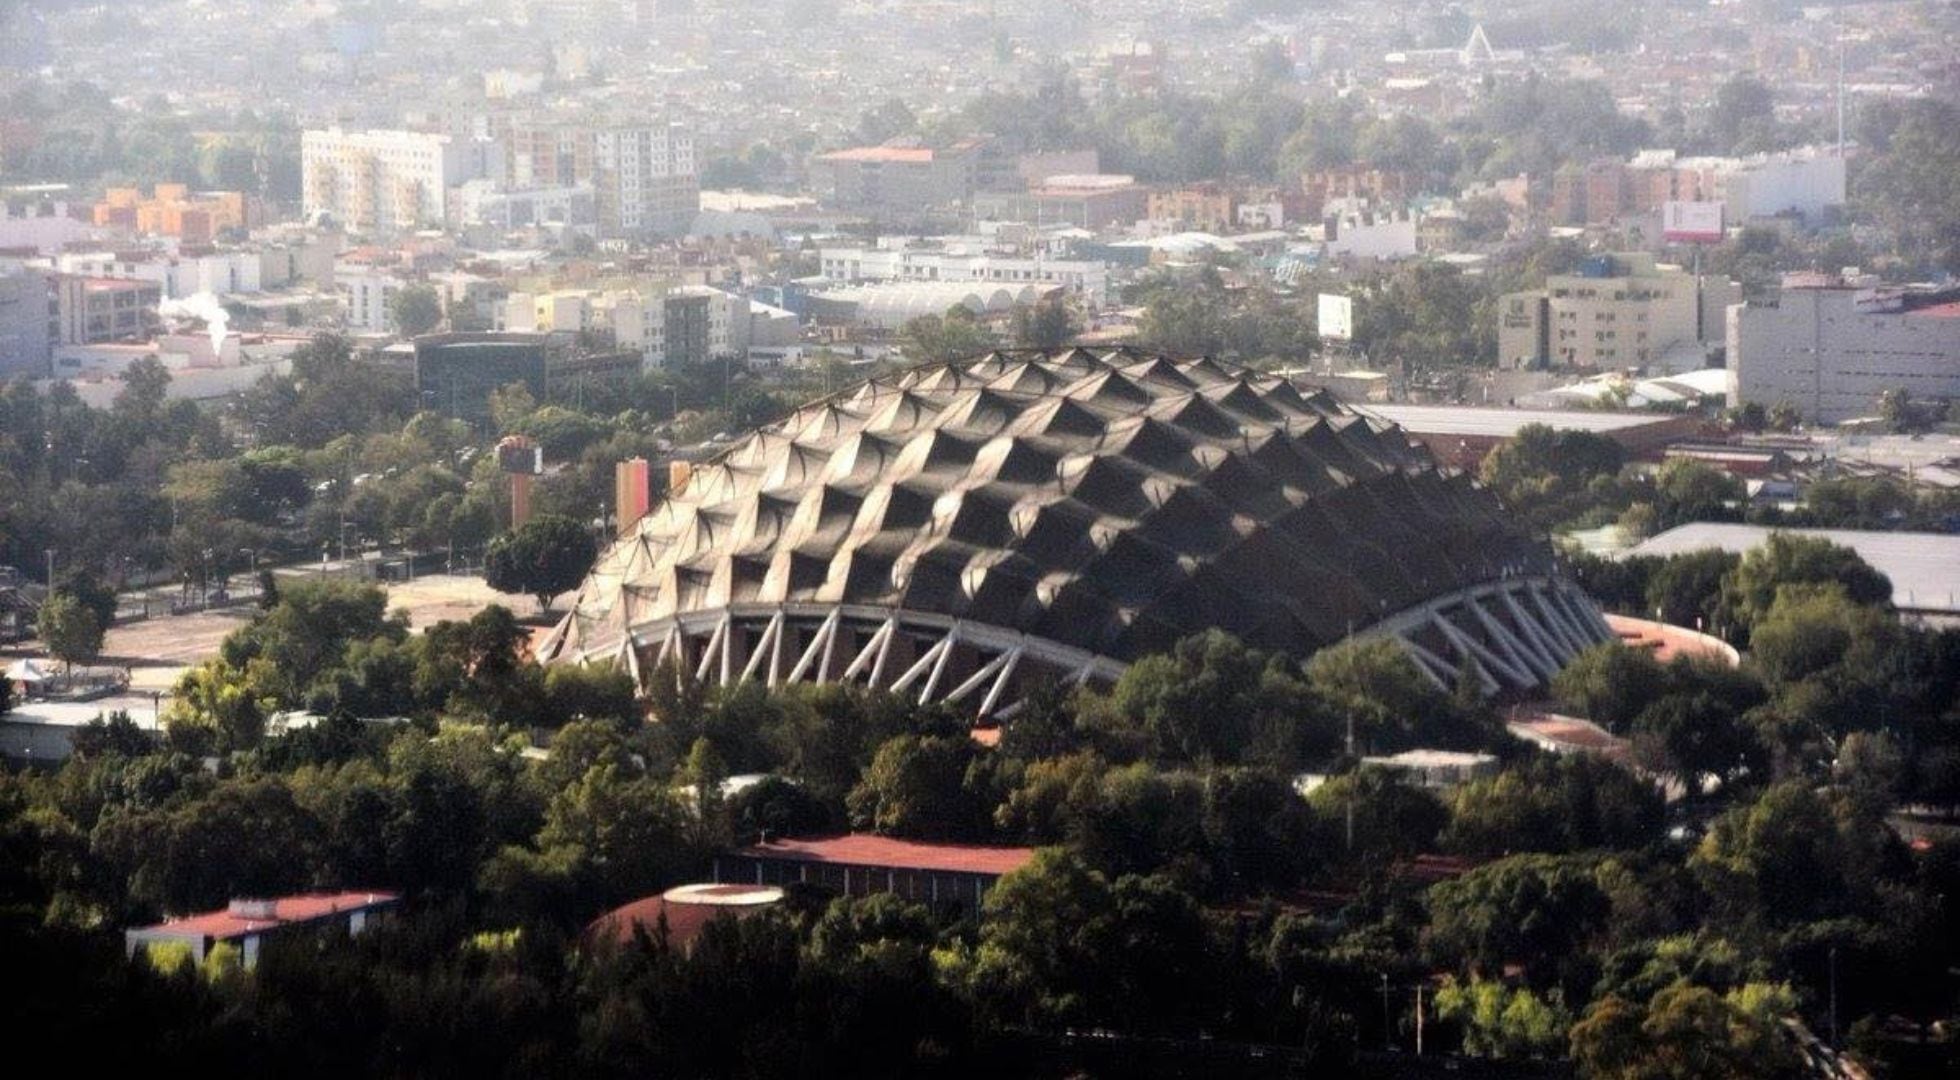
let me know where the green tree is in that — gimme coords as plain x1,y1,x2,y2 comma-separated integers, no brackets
1433,976,1572,1059
1307,766,1447,864
484,514,598,612
1443,754,1663,857
533,762,696,907
388,285,443,337
1569,982,1800,1080
1426,853,1612,991
37,592,103,674
1644,549,1738,632
1629,692,1763,796
1479,425,1626,526
845,734,989,840
223,577,404,703
1010,297,1079,349
1703,75,1777,153
1691,781,1890,925
1551,643,1669,732
899,307,995,366
1721,534,1891,642
1652,459,1742,530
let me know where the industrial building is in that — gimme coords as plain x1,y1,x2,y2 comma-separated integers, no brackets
540,347,1616,712
1360,404,1703,470
1728,279,1960,424
1625,524,1960,626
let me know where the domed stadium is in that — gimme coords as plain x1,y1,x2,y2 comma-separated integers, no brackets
539,347,1613,718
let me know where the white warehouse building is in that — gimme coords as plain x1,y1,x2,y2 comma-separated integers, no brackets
1728,281,1960,425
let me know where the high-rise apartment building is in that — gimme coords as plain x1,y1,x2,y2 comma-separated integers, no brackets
499,117,697,238
302,128,488,234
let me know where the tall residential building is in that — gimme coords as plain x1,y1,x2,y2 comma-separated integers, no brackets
500,117,697,238
1499,253,1739,371
302,128,489,234
1729,281,1960,424
0,268,54,377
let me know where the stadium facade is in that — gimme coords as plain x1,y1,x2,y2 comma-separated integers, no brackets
539,347,1613,718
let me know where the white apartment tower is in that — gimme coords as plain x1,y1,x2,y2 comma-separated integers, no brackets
303,128,470,234
501,117,697,238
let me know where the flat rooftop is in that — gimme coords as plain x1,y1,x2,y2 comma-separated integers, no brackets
1364,404,1678,437
734,834,1035,877
1625,524,1960,616
128,891,399,941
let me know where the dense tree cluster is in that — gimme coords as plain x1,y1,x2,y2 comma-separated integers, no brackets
2,532,1955,1076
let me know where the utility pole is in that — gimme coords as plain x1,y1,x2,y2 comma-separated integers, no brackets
1828,945,1839,1048
45,548,55,592
1345,711,1356,852
1414,983,1424,1056
1381,974,1392,1052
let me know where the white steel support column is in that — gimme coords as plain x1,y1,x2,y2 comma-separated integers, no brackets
1431,613,1519,690
842,618,894,682
1392,633,1457,689
695,614,729,684
1528,584,1588,656
739,609,783,684
891,633,952,695
977,647,1023,718
1500,587,1573,666
868,618,899,688
1467,594,1558,682
787,609,839,684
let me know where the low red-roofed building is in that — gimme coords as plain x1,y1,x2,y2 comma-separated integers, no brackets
717,834,1036,913
585,883,784,953
124,891,399,968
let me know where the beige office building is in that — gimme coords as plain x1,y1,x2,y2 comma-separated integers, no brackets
1499,253,1738,371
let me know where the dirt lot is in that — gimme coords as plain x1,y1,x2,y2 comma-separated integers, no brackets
9,572,536,695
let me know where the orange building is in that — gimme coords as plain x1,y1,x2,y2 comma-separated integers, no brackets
93,184,255,244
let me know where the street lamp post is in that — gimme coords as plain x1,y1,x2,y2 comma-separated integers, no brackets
1381,973,1392,1052
44,548,54,592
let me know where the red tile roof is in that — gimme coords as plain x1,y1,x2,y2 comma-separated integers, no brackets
130,891,399,941
736,834,1036,877
584,885,782,950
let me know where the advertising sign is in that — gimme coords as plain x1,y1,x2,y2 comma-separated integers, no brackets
497,440,543,475
1317,293,1354,342
1662,200,1724,244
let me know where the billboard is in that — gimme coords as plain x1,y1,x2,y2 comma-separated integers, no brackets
1662,200,1724,244
1317,293,1354,342
497,440,543,475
